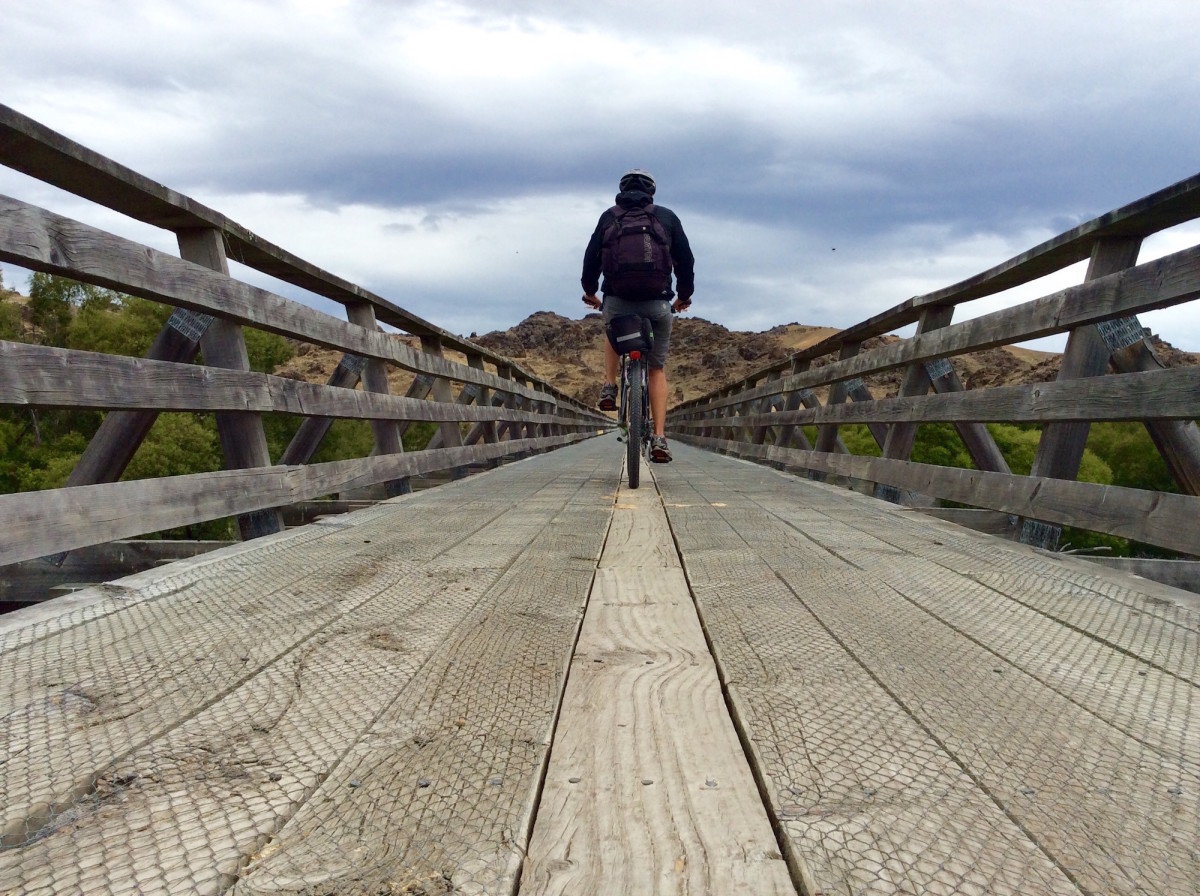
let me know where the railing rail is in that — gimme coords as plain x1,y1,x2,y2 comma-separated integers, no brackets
668,172,1200,557
0,104,607,566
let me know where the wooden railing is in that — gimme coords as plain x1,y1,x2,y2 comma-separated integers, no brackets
667,172,1200,560
0,104,608,568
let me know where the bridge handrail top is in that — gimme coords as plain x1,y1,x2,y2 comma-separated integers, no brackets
698,169,1200,398
0,102,562,398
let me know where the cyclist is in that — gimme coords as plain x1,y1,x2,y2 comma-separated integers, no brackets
581,168,694,462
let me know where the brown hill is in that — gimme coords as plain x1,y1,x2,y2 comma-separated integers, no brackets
468,312,1075,407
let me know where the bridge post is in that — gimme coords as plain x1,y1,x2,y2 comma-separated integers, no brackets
872,306,1011,504
736,376,760,445
845,379,889,451
717,385,738,454
874,306,954,502
278,353,365,465
1019,235,1143,549
925,359,1011,475
62,308,211,490
177,227,284,539
812,341,861,480
462,353,497,442
423,359,483,451
752,373,783,446
346,302,411,497
1106,325,1200,496
420,335,467,478
775,358,812,455
748,374,775,446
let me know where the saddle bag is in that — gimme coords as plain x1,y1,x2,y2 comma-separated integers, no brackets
605,314,654,356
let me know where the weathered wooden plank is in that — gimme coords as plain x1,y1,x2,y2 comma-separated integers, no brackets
524,483,794,895
231,457,615,895
670,172,1200,407
673,434,1200,556
670,363,1200,430
0,439,621,893
0,194,572,406
653,453,1081,895
0,434,594,566
672,241,1200,417
658,444,1200,895
0,342,588,427
0,100,590,413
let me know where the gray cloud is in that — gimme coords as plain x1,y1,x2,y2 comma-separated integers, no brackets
3,0,1199,348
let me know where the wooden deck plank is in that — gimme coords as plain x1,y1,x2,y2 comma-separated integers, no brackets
228,443,618,895
656,469,1080,895
752,489,1200,684
522,479,795,895
658,443,1200,895
0,502,498,846
0,441,619,894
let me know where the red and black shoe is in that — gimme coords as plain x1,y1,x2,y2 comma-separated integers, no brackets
598,383,618,411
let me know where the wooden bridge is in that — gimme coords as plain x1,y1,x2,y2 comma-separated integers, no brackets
1,104,1198,894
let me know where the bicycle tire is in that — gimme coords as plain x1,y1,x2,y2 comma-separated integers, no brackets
626,358,642,489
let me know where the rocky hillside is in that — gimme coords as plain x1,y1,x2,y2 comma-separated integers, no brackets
467,311,1074,407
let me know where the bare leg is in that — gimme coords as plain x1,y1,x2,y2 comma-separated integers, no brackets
648,367,667,436
604,340,618,385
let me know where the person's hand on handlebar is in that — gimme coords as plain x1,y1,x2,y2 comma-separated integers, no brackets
582,294,602,309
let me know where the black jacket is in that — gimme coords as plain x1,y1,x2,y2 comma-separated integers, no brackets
581,190,694,301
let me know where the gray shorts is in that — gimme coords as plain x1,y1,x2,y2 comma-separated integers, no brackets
602,295,672,369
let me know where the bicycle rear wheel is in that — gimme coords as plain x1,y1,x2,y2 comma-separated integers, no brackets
626,358,642,489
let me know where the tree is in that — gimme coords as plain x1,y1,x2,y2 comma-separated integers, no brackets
0,291,22,342
27,273,118,347
68,295,169,357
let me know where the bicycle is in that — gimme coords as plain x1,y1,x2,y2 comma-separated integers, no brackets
585,296,686,489
605,311,670,488
615,325,653,489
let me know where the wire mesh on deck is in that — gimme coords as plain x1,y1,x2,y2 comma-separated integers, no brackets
0,443,617,895
655,444,1200,896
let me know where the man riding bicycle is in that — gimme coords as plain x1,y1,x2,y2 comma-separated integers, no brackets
581,169,695,463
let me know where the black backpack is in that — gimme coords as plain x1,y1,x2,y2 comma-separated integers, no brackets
600,204,672,300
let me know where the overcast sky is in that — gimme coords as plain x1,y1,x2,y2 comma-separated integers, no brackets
3,0,1199,350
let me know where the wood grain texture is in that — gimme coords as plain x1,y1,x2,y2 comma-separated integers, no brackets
668,240,1200,418
0,439,620,894
670,363,1200,430
0,342,585,426
0,434,594,566
669,172,1200,407
0,100,595,413
671,433,1200,556
523,477,795,896
656,443,1199,895
0,195,607,416
230,447,618,896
